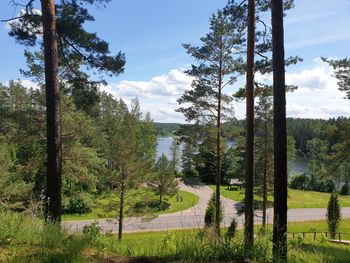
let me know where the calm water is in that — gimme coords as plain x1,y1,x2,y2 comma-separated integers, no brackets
156,137,308,174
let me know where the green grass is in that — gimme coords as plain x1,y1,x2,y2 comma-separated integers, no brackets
210,185,350,209
62,190,199,221
2,211,350,262
288,189,350,208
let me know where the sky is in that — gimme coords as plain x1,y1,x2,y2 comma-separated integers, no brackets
1,0,350,122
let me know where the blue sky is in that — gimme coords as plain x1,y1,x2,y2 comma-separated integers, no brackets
1,0,350,122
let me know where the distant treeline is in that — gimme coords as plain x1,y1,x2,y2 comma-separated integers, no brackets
154,123,181,137
157,117,350,156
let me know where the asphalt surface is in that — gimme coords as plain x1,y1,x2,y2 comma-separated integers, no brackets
63,183,350,234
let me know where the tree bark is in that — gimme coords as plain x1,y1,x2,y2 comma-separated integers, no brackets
271,0,288,261
118,169,125,241
262,107,268,229
244,0,255,246
41,0,61,223
215,38,223,236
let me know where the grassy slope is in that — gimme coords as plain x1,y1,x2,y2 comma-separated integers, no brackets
209,185,350,208
1,211,350,263
62,190,199,221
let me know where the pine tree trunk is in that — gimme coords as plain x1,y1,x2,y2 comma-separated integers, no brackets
118,172,125,241
245,0,255,246
262,155,267,229
271,0,288,261
262,113,268,229
215,40,223,236
41,0,61,223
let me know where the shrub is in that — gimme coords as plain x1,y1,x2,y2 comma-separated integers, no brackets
289,174,309,190
62,195,93,214
82,222,102,245
340,183,349,195
204,193,223,227
327,191,341,239
225,217,237,240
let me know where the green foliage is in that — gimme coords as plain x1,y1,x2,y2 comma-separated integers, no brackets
62,194,93,214
323,57,350,100
7,0,126,116
153,123,180,137
152,154,179,204
62,190,199,221
204,193,223,227
327,191,341,238
82,222,102,245
290,174,336,193
225,217,238,240
340,183,349,195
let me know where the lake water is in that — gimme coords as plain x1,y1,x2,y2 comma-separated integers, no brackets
156,137,308,174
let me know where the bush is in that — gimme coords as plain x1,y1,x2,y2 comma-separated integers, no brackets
225,217,237,240
82,222,102,245
340,184,349,195
327,191,341,239
62,195,93,214
290,174,336,193
204,193,223,227
289,174,309,190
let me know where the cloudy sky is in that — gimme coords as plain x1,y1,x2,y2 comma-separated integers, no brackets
1,0,350,122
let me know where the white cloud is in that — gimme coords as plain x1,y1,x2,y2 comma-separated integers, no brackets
101,60,350,122
110,69,192,99
101,68,193,122
285,59,350,118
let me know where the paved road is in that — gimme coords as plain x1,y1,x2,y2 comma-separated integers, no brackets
63,183,350,234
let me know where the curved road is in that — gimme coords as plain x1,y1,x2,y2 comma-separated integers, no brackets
63,183,350,234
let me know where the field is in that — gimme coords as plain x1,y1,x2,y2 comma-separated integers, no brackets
62,190,199,221
1,211,350,263
209,185,350,209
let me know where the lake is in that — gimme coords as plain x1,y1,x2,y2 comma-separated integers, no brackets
156,136,308,174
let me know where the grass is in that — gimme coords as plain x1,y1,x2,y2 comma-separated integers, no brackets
210,185,350,209
1,211,350,262
62,190,199,221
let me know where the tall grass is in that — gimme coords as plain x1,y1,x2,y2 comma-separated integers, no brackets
0,211,88,263
91,227,272,262
1,211,350,262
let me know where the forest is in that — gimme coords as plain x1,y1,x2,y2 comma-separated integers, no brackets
1,0,350,262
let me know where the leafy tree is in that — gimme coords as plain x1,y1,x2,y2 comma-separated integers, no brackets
152,154,178,205
327,191,341,239
0,81,105,216
178,9,245,235
0,139,33,211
